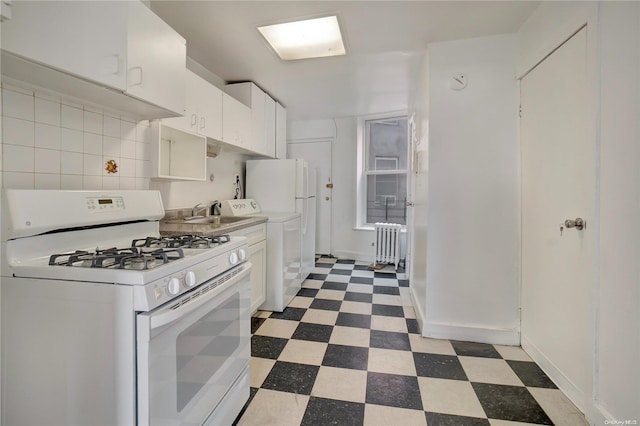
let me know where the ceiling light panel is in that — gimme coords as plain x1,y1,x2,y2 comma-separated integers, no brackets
258,16,346,61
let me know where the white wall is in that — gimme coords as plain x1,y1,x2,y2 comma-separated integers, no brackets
517,2,640,422
424,34,520,345
150,151,249,210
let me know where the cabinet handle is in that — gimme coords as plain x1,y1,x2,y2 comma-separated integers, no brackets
111,54,122,75
191,114,197,127
200,117,205,130
128,66,143,87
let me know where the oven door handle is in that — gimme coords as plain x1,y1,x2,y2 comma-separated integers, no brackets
147,263,251,330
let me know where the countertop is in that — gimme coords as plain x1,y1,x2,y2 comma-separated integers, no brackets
159,215,267,237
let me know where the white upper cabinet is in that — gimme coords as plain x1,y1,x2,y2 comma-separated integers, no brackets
1,1,186,119
163,70,222,141
275,102,287,159
225,82,276,157
222,93,251,149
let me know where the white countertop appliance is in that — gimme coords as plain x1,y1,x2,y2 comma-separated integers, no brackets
221,199,301,311
1,189,251,426
245,158,316,281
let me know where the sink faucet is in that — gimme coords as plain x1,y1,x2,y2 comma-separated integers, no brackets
191,203,204,217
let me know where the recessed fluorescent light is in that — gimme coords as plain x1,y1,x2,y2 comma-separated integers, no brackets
258,15,346,61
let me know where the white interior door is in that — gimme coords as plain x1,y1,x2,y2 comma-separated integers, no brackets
288,140,332,255
520,27,594,409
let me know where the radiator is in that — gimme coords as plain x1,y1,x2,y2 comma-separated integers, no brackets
373,222,402,270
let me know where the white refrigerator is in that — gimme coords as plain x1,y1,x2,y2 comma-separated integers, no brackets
246,159,317,280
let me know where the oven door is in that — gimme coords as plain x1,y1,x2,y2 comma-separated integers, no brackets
136,262,251,426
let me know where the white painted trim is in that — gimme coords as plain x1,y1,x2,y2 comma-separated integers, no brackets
422,321,520,346
409,286,425,333
521,334,586,414
331,250,369,263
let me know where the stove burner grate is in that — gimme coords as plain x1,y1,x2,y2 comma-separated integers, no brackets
132,234,230,249
49,247,185,270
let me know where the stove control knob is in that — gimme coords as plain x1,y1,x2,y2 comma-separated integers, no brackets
238,248,247,262
184,271,197,287
229,251,239,265
167,277,181,296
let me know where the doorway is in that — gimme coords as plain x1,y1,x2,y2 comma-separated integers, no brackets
288,139,333,255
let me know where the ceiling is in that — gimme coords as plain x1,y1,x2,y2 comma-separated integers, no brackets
150,1,539,121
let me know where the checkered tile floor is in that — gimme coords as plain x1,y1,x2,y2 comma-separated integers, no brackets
234,257,587,426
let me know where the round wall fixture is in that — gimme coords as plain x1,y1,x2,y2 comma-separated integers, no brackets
450,73,467,90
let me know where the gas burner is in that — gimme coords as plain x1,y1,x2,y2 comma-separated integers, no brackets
131,234,230,249
49,247,185,270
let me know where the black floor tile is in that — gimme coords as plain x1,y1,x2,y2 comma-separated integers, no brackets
398,279,410,287
349,276,373,284
260,361,319,395
413,353,468,380
321,344,369,370
291,322,334,343
309,298,342,311
406,318,420,334
344,292,373,303
269,307,307,321
329,268,352,275
424,412,490,426
373,286,400,295
336,312,372,329
507,360,558,389
372,304,405,317
374,271,397,278
370,330,411,351
251,335,288,359
472,383,553,424
336,259,356,264
314,263,332,268
297,288,319,298
319,254,336,258
365,372,423,410
321,281,349,291
301,397,365,426
251,316,266,334
451,340,502,358
307,273,328,280
354,264,371,271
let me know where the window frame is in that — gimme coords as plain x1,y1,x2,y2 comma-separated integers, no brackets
356,111,409,229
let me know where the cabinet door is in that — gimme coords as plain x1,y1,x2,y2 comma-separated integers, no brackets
264,95,277,158
2,1,127,90
126,1,186,116
195,77,223,141
248,240,267,313
222,94,251,149
275,102,287,159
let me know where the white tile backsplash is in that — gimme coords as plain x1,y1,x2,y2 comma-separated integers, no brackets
61,128,84,152
3,144,34,172
2,89,34,121
35,173,61,189
83,110,102,134
2,84,152,191
35,97,61,126
35,148,61,174
61,105,83,130
3,117,34,146
35,123,61,150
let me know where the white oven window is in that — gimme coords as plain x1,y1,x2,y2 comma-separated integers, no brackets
176,293,241,411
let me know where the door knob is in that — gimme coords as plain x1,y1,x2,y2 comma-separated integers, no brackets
564,217,585,230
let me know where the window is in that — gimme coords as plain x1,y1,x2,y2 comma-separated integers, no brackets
357,114,409,227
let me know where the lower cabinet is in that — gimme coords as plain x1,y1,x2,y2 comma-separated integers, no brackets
231,224,267,313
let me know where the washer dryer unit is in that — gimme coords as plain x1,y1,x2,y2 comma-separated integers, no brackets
222,199,301,312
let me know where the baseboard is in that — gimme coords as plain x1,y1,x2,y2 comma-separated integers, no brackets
588,402,612,426
521,334,586,414
331,250,370,263
409,287,425,333
421,321,520,346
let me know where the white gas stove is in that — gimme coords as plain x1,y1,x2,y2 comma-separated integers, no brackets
1,189,251,426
